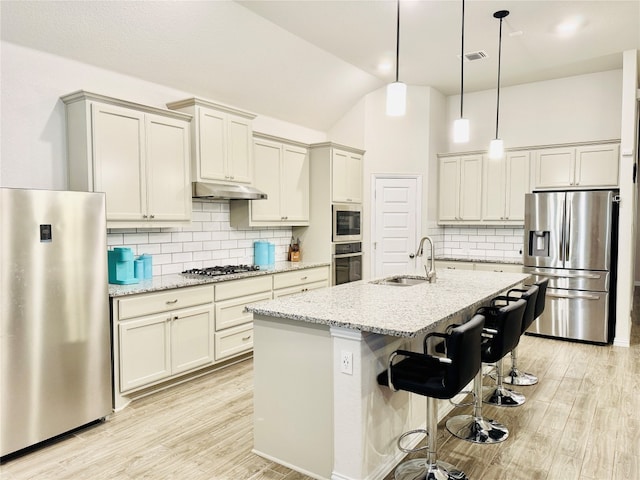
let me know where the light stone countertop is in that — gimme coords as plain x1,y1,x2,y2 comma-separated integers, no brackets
246,269,530,338
436,256,524,265
108,261,330,297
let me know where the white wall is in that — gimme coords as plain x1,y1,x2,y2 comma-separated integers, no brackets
0,41,326,190
445,69,623,152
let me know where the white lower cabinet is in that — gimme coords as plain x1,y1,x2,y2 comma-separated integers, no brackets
112,266,329,410
214,276,272,361
116,285,214,395
272,266,330,298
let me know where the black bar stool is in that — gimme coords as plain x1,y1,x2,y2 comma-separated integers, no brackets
445,299,525,443
500,279,548,386
377,314,485,480
479,297,528,407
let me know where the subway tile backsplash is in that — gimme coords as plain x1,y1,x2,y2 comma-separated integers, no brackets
439,225,525,261
106,201,293,276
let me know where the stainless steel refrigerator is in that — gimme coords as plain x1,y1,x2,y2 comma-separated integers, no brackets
1,188,111,457
523,189,619,344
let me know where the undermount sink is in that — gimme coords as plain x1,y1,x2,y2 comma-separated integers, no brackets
371,276,430,286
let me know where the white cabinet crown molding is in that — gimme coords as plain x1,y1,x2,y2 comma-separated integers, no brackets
310,141,365,155
166,97,256,120
61,90,192,122
438,138,621,158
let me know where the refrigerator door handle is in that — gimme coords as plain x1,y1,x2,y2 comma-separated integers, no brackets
565,195,572,263
547,292,601,301
529,270,601,280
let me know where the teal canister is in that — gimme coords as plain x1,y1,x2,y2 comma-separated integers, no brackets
139,254,153,279
254,241,269,267
134,259,144,280
268,243,275,265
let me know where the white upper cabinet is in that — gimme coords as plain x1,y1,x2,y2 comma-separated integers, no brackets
438,154,482,223
62,91,192,228
167,97,255,185
230,134,309,227
532,142,619,189
332,149,363,203
483,151,530,223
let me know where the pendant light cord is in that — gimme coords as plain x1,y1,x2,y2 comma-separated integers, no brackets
495,14,504,139
395,0,400,83
460,0,465,118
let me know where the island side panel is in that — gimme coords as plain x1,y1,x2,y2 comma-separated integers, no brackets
331,328,423,480
253,315,334,479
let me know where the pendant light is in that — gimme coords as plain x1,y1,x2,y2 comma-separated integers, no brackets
489,10,509,159
453,0,469,143
386,0,406,116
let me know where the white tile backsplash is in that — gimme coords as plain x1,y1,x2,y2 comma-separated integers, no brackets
440,225,524,262
107,200,294,276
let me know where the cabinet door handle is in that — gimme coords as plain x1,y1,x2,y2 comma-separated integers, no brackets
142,214,148,219
242,335,252,341
301,276,308,280
149,214,155,219
173,315,179,320
166,299,178,305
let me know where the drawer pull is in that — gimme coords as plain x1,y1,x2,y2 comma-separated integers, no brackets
166,299,178,305
301,276,308,280
242,335,252,341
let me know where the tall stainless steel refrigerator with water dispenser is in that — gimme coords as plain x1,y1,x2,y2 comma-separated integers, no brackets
523,189,619,344
1,188,111,457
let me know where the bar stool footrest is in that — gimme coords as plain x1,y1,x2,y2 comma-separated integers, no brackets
397,429,429,453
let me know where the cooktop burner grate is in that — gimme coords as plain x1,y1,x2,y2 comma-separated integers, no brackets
182,265,261,277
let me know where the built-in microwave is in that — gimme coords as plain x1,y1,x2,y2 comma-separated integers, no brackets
332,204,362,242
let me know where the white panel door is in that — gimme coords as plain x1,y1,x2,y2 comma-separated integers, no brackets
251,139,282,221
373,177,419,278
198,108,226,181
282,144,309,222
146,114,191,222
91,103,146,221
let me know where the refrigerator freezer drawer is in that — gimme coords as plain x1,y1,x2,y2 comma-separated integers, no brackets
527,288,609,343
524,267,609,292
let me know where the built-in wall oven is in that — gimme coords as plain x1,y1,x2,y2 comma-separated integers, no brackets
332,204,362,242
332,242,362,285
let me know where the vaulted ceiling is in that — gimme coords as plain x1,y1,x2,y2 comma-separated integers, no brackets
2,1,639,131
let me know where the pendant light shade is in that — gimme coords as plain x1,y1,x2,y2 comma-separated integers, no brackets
489,138,504,159
453,118,470,143
386,0,406,116
453,0,469,143
489,9,509,159
386,81,407,116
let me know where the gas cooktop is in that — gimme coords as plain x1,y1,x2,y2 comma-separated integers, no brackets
182,265,261,277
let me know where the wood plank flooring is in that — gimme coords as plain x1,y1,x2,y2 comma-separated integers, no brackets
2,303,639,480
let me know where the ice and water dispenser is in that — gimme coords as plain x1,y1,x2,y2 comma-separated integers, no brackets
528,230,550,257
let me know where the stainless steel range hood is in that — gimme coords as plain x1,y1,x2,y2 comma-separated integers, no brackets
192,182,267,200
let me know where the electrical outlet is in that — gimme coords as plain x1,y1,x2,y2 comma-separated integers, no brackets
341,350,353,375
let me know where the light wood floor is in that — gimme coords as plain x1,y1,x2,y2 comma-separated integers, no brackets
2,303,639,480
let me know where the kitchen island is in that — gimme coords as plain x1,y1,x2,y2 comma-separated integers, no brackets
247,268,529,480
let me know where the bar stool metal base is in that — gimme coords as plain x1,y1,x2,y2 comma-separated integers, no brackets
394,458,467,480
445,414,508,444
483,385,525,407
502,367,538,386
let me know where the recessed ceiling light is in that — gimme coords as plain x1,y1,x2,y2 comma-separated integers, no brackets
556,17,582,36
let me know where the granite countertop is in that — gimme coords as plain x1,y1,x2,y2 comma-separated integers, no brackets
436,256,524,265
108,261,330,297
246,269,530,338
